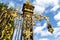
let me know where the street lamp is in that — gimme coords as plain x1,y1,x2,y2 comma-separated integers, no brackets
19,1,54,40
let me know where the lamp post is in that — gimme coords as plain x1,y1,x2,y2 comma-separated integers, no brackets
19,1,54,40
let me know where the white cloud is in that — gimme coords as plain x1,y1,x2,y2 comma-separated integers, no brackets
33,0,58,6
33,0,59,13
34,5,45,14
39,38,49,40
54,12,60,21
57,21,60,26
8,1,15,8
34,21,60,40
34,22,53,36
41,27,60,38
52,27,60,38
51,5,60,11
34,23,47,34
55,37,60,40
40,30,52,37
41,27,60,37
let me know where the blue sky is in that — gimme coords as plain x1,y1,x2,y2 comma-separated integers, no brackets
0,0,60,40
